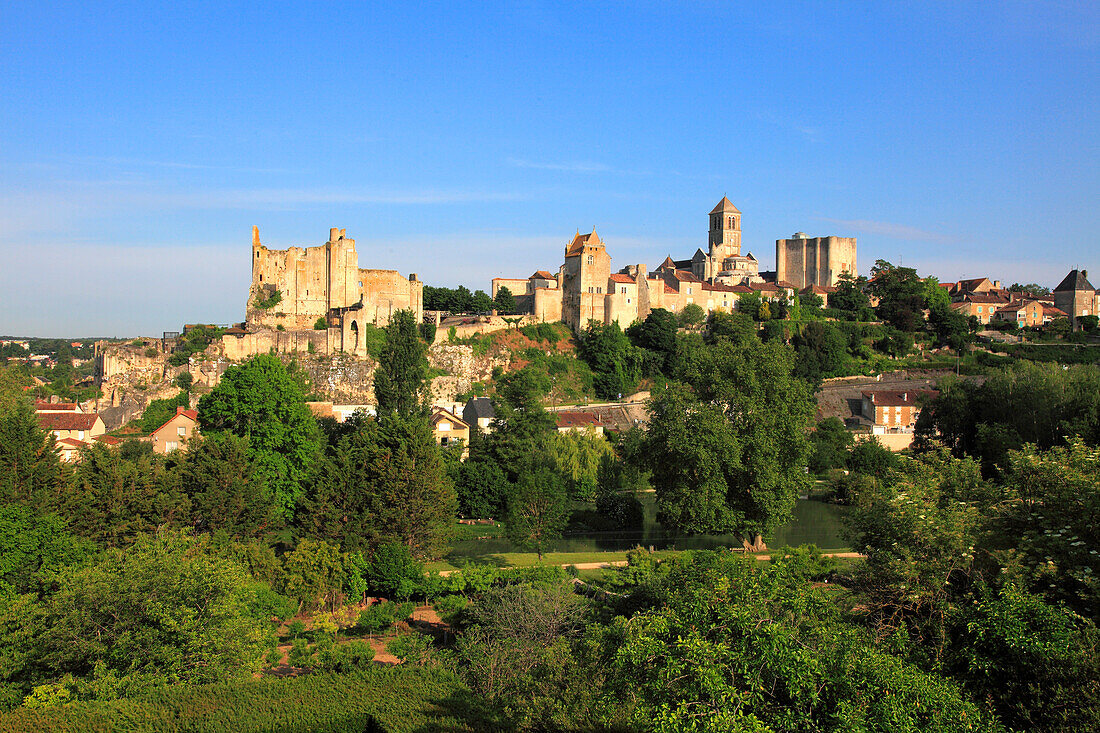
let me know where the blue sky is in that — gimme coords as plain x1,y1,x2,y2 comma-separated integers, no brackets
1,1,1097,336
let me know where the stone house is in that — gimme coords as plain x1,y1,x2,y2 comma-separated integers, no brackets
36,411,105,444
150,407,198,454
993,299,1049,328
950,293,1010,325
430,407,470,454
1053,269,1100,329
462,398,496,434
861,389,937,436
554,411,604,435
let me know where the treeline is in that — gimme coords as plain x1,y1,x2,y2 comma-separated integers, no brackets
422,285,517,314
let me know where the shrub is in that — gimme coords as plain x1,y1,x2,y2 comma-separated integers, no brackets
144,347,159,358
253,289,283,310
313,317,328,330
432,594,470,623
367,542,424,599
418,322,437,343
287,620,306,639
287,638,312,667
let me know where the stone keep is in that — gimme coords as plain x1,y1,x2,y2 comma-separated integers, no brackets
775,232,857,289
247,227,423,349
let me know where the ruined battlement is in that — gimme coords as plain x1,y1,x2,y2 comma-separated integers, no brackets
247,227,423,353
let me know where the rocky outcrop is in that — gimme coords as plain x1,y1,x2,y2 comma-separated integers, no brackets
427,344,509,403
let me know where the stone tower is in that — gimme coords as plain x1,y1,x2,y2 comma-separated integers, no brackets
707,197,742,281
775,232,857,289
561,229,611,330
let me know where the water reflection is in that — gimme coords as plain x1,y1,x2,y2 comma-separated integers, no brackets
447,497,850,560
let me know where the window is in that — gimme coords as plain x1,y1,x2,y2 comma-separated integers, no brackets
977,306,983,313
166,441,178,452
177,426,186,437
588,287,593,293
626,298,631,304
77,430,84,440
358,281,363,287
596,287,602,294
687,287,692,295
620,286,627,294
438,421,451,431
587,255,594,265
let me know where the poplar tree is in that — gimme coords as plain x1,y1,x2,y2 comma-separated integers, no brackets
373,309,429,418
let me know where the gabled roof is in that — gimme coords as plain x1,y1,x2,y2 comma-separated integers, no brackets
609,273,636,284
56,437,91,449
703,282,750,293
34,400,81,412
710,196,741,215
673,270,703,283
430,407,469,429
862,389,938,406
565,229,602,256
530,270,555,280
150,407,198,439
36,412,102,431
961,293,1010,304
657,256,677,270
664,284,677,294
463,397,495,420
1042,305,1068,317
555,411,603,429
94,435,122,446
673,258,694,269
692,248,707,261
1054,269,1095,293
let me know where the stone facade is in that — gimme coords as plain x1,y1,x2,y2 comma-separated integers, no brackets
498,198,787,333
248,226,423,355
776,233,857,289
1053,269,1100,329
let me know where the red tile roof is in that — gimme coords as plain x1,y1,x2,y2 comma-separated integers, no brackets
961,293,1009,304
35,400,80,411
673,270,703,283
702,282,750,293
56,438,91,449
36,412,101,431
94,435,122,446
531,270,555,280
555,411,603,429
861,389,938,406
150,407,198,438
609,273,635,284
664,285,677,294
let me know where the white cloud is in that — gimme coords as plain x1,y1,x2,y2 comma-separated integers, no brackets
819,217,957,244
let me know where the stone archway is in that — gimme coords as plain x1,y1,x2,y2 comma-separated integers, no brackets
350,320,359,353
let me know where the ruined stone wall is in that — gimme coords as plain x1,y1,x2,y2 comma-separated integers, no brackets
247,227,422,332
427,343,510,404
220,329,332,361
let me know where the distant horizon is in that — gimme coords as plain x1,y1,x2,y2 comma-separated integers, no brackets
2,2,1097,336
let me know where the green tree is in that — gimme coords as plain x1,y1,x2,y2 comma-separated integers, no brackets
792,321,849,388
545,428,615,502
579,321,641,400
493,286,517,315
62,443,188,547
505,459,569,560
373,309,429,418
180,433,273,539
0,505,92,596
809,417,854,474
313,316,328,330
298,415,455,558
648,339,815,550
678,303,705,330
450,456,510,519
281,538,367,611
868,260,926,331
39,531,271,686
0,398,66,506
198,354,320,517
605,551,1000,733
705,310,756,345
138,390,190,433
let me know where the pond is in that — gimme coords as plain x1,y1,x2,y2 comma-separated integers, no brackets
446,495,851,560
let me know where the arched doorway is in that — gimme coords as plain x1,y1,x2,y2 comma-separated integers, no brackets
350,320,359,352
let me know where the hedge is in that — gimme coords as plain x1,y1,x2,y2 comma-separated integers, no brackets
0,667,482,733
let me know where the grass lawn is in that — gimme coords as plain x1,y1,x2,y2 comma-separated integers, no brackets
425,547,857,573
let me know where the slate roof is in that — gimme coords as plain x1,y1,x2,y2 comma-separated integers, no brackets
463,397,496,421
1054,269,1095,293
